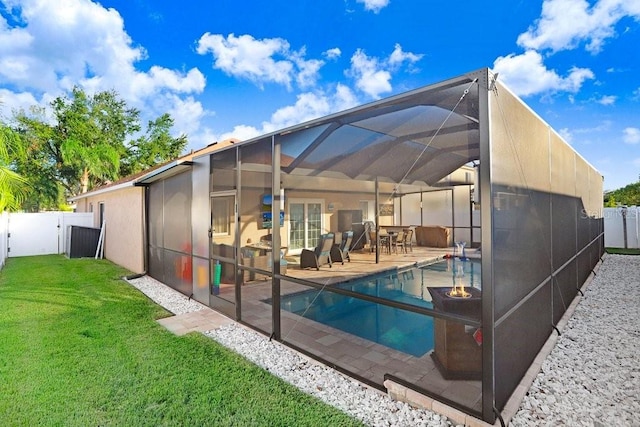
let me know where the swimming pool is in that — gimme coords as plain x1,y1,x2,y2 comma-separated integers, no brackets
280,258,481,357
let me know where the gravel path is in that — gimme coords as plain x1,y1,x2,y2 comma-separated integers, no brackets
510,254,640,426
127,254,640,427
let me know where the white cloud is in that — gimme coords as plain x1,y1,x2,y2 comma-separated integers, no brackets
324,48,342,60
492,50,594,96
217,85,359,143
291,48,323,89
348,49,392,98
217,124,262,144
347,44,422,99
265,85,358,132
164,95,207,137
356,0,390,13
196,33,324,90
573,120,612,134
558,127,573,144
0,0,208,152
0,0,142,92
623,127,640,144
267,92,332,132
196,33,292,88
333,83,359,112
597,95,617,105
388,43,423,67
0,88,40,118
517,0,640,54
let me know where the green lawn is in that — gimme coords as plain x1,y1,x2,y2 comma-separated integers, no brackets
0,255,361,426
605,247,640,255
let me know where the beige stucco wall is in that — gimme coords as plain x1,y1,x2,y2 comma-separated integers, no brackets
237,187,385,249
75,186,145,274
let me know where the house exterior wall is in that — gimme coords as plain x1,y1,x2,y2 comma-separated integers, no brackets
75,186,145,274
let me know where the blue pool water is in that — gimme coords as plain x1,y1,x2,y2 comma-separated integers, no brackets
280,258,481,357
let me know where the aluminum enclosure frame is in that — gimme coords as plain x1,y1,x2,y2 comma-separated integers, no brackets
141,68,603,424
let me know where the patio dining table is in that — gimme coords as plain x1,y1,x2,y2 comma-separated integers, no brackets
378,231,399,254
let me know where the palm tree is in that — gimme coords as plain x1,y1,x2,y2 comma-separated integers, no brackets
0,124,27,211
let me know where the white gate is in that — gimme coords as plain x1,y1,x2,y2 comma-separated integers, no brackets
7,212,94,257
604,206,639,249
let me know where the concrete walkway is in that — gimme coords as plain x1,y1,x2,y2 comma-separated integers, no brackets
157,308,234,336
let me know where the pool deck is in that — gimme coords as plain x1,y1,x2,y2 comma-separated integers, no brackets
282,245,479,286
237,245,484,415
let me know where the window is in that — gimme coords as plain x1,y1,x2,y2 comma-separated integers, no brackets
360,200,370,221
212,195,233,236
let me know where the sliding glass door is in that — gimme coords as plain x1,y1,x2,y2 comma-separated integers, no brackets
288,199,323,254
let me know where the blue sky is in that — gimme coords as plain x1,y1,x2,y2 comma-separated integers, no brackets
0,0,639,191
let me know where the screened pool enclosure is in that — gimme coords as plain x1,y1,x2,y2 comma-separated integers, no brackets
139,68,603,423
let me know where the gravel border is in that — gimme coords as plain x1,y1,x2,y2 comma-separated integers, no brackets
127,254,640,426
510,254,639,426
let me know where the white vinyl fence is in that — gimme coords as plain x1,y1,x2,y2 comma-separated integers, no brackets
604,206,639,249
5,212,94,258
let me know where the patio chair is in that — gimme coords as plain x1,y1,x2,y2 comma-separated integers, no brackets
331,230,353,264
368,230,377,253
300,233,335,270
403,228,414,252
393,230,406,254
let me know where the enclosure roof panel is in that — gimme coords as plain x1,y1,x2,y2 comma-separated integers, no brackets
272,70,485,187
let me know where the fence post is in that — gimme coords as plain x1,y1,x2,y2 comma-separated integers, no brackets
622,206,628,249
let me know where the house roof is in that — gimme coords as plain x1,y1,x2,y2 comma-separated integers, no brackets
69,138,239,201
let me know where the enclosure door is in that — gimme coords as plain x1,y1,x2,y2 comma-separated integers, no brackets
288,200,323,254
209,193,237,317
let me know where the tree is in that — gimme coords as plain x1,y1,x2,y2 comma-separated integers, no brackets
603,182,640,206
0,123,28,211
52,87,141,194
14,87,187,208
120,114,188,176
15,87,140,197
14,106,67,211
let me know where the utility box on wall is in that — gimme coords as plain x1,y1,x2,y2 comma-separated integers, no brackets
66,226,101,258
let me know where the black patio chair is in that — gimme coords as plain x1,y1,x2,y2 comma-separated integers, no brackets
300,233,335,270
331,230,353,264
